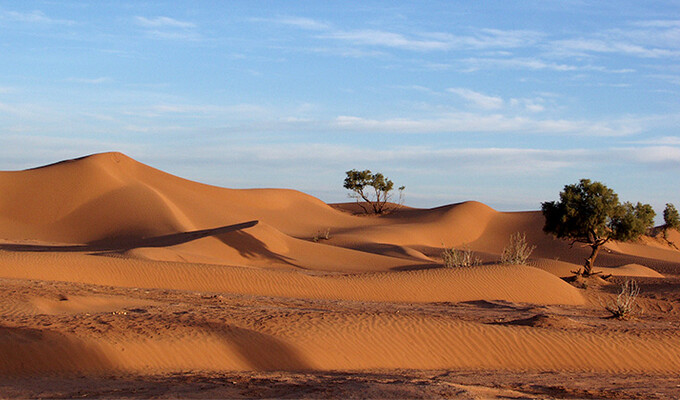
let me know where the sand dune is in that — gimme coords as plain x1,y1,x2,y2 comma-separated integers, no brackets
2,152,676,275
0,251,585,305
1,152,680,395
3,311,680,375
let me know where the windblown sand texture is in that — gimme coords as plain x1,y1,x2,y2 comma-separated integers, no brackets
1,152,680,398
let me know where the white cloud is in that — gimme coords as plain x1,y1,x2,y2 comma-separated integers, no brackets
509,98,546,113
448,88,504,110
1,9,74,25
618,146,680,165
323,28,543,52
425,28,543,49
274,16,330,30
134,16,199,40
134,16,195,29
634,20,680,28
552,38,680,58
332,113,641,136
65,77,112,84
324,29,450,51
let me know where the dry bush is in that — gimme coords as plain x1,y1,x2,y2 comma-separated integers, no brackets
604,280,642,320
442,245,481,268
500,232,536,265
311,228,331,242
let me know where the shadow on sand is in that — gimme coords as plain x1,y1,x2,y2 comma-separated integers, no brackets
0,221,259,253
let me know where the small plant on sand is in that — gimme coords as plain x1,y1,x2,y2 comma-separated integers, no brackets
442,245,481,268
311,228,331,242
500,232,536,265
604,280,642,320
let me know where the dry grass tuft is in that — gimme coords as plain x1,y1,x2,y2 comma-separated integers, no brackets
500,232,536,265
312,228,331,242
442,245,481,268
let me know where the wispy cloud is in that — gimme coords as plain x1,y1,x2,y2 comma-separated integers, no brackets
134,16,200,40
1,9,74,25
134,16,195,29
448,88,504,109
272,16,330,30
323,28,542,52
332,113,642,136
550,20,680,59
628,136,680,146
324,29,450,51
65,77,112,84
617,146,680,165
552,38,680,58
460,57,634,73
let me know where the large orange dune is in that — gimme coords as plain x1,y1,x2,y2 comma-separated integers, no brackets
1,152,680,397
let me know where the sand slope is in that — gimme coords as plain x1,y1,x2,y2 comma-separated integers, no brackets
1,152,680,383
1,152,678,276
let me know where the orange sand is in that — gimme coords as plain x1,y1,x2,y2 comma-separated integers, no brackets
1,152,679,382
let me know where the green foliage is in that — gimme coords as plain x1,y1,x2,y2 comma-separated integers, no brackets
542,179,655,276
611,202,656,242
664,203,679,231
442,245,481,268
500,232,536,265
343,169,404,214
541,179,620,243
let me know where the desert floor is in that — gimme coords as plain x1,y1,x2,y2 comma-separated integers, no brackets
1,152,680,399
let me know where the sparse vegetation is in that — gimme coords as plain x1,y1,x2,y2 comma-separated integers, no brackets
663,203,679,241
542,179,655,277
311,228,331,242
442,245,481,268
500,232,536,265
343,169,404,215
604,280,642,320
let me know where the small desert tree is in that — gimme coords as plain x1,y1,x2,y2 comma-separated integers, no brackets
343,169,404,215
663,203,679,239
542,179,655,277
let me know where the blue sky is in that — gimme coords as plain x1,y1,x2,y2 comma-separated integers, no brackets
1,1,679,214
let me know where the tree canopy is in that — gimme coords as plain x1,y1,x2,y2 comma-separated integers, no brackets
541,179,655,276
343,169,404,215
664,203,679,231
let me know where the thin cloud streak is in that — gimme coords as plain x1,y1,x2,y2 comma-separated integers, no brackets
134,16,196,29
332,114,643,136
448,88,504,110
0,9,75,25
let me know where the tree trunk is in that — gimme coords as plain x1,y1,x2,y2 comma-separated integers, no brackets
583,244,601,276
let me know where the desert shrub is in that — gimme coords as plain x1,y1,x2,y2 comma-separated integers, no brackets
604,280,642,320
442,245,481,268
311,228,331,242
500,232,536,265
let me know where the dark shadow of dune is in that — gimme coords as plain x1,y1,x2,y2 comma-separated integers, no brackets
0,221,259,253
213,230,301,269
388,263,441,272
341,242,427,261
200,322,311,371
0,325,115,375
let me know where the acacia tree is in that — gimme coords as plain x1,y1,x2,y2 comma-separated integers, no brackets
542,179,655,276
343,169,404,215
663,203,679,240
